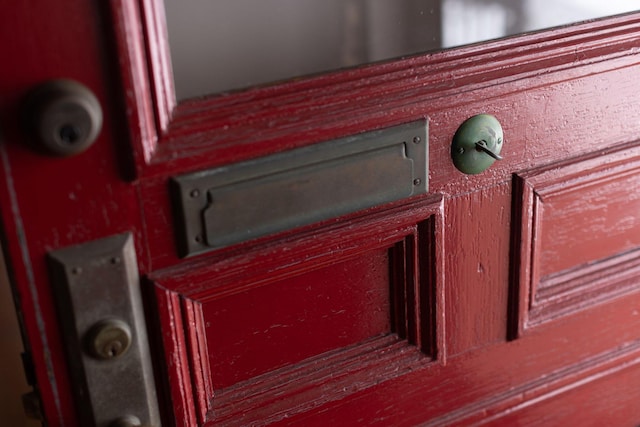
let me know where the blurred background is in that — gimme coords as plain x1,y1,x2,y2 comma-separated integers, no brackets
164,0,637,99
0,246,39,426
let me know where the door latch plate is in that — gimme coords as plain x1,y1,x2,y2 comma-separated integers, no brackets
48,233,160,427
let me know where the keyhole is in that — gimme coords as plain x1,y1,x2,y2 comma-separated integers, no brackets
58,124,80,144
85,318,132,360
104,340,123,358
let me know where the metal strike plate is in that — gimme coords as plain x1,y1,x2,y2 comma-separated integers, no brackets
171,119,428,257
48,233,160,427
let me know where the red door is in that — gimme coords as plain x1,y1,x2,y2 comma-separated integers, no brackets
2,2,640,426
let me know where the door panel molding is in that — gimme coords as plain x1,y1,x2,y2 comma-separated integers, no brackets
107,1,640,177
428,338,640,426
147,196,445,425
511,142,640,337
269,295,640,425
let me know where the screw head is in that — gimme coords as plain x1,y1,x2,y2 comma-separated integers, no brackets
85,318,132,360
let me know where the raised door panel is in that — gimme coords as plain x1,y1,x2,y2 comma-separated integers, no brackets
148,197,445,425
512,144,640,334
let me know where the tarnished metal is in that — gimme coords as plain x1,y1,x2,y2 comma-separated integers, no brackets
109,415,143,427
47,233,160,427
451,114,504,175
23,79,103,156
85,318,132,360
21,391,44,421
171,119,429,256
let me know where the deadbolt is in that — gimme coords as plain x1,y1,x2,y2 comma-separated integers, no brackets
85,318,132,360
451,114,504,174
23,79,103,156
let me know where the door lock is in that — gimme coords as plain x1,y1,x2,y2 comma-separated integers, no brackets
47,233,160,426
23,79,103,156
85,318,132,360
451,114,504,174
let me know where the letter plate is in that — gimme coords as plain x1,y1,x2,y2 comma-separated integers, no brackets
171,120,428,257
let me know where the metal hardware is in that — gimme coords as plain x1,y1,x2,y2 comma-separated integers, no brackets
48,233,160,427
475,140,503,160
451,114,504,174
109,415,142,427
22,391,44,421
23,79,103,156
85,318,132,360
171,119,428,256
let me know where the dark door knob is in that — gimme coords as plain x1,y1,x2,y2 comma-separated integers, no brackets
23,79,103,156
451,114,504,175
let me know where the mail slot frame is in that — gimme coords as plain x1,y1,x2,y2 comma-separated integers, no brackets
170,119,428,257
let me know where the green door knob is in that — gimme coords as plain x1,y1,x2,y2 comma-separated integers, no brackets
451,114,504,174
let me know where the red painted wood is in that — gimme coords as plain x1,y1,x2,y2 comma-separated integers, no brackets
2,1,640,425
182,298,213,425
148,197,446,423
0,2,148,424
513,143,640,334
480,361,640,426
134,61,640,272
204,248,392,389
445,182,513,353
153,286,198,427
272,296,640,426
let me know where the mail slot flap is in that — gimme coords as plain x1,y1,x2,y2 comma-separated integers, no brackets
171,120,428,257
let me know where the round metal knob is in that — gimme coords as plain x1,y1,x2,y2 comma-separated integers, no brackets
85,318,132,360
451,114,504,175
23,79,103,156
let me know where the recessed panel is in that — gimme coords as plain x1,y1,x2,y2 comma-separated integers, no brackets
205,248,391,389
538,174,640,278
513,147,640,331
149,196,444,421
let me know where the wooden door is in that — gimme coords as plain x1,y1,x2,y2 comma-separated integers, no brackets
2,2,640,426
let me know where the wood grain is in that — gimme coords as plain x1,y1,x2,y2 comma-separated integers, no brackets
2,1,640,425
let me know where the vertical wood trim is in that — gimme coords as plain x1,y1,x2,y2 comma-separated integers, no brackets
181,298,213,424
511,178,536,339
408,231,420,349
139,0,176,131
430,200,446,364
154,286,197,427
0,145,68,425
524,184,545,335
529,192,544,313
109,0,159,164
389,240,408,340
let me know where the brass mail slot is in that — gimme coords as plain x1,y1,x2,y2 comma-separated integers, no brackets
171,120,428,257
